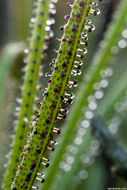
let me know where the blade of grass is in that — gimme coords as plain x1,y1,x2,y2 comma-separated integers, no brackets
0,42,24,185
11,1,93,189
3,0,51,189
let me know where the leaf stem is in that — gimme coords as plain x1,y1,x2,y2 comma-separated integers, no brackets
3,0,50,189
11,1,92,189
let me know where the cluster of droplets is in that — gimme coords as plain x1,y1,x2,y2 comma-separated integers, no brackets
56,19,127,190
46,25,127,150
24,2,56,65
82,67,113,126
74,140,100,183
23,0,57,72
107,90,127,135
56,66,113,188
107,27,127,135
50,72,112,189
114,91,127,113
111,28,127,55
58,138,100,189
108,115,122,135
56,27,127,187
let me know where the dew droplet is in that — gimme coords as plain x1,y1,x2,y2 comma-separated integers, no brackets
46,19,52,25
63,163,71,171
100,70,107,78
114,102,123,112
100,79,109,88
64,15,70,20
87,95,95,102
49,3,55,9
66,156,74,164
91,24,95,31
88,101,97,110
79,170,88,179
108,123,118,134
83,48,87,54
49,30,54,38
24,49,29,54
111,46,119,54
118,39,127,48
31,18,36,23
85,110,94,119
15,107,20,111
74,137,83,145
80,155,90,164
122,29,127,38
52,0,58,3
91,140,100,150
105,68,113,77
93,82,100,90
81,120,90,128
77,128,86,136
45,26,51,31
67,145,78,154
96,8,101,15
50,9,56,14
24,117,29,123
94,90,104,99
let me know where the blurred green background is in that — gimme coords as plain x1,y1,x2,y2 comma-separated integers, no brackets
0,0,127,189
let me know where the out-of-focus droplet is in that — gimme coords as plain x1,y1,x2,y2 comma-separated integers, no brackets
88,101,97,110
74,137,83,145
100,79,109,88
93,82,100,90
85,110,94,119
118,39,127,48
105,68,113,77
67,145,78,154
81,120,90,128
45,26,51,31
122,29,127,38
94,90,104,99
79,170,88,179
111,46,119,54
49,3,55,9
66,156,74,164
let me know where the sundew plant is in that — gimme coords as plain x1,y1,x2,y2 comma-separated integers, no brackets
0,0,127,189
